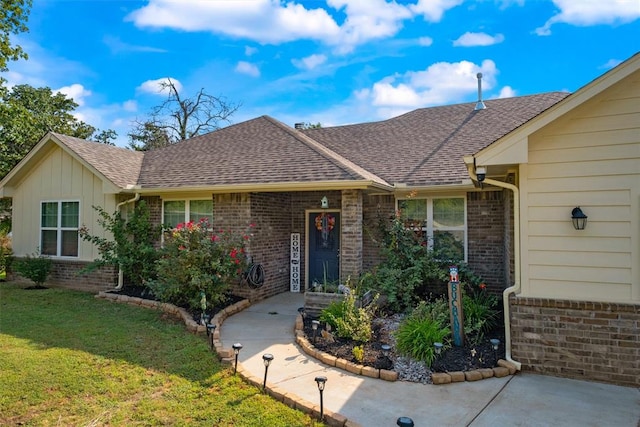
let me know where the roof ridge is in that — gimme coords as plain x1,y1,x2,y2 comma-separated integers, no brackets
261,116,391,188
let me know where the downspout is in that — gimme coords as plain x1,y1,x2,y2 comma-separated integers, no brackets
114,193,140,290
466,163,522,370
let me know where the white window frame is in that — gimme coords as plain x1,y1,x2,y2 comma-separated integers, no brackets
161,198,213,229
40,200,80,258
396,196,468,262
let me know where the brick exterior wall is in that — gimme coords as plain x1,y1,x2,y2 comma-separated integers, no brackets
39,259,117,292
340,190,363,282
467,190,506,292
362,194,395,272
510,296,640,387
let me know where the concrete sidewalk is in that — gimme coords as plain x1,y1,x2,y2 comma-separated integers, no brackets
220,292,640,426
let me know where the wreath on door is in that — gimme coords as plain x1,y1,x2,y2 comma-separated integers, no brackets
315,213,335,232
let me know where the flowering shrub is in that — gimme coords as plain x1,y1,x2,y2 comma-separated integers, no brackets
148,218,252,312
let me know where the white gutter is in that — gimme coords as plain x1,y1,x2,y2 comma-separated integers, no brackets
114,193,140,290
465,162,522,370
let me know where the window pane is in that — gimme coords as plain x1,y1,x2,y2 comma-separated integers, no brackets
189,200,213,224
41,202,58,227
164,201,185,228
434,230,464,261
61,230,78,257
61,202,79,228
433,198,464,228
41,230,57,255
399,199,427,223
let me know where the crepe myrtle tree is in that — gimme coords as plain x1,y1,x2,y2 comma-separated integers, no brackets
128,78,240,151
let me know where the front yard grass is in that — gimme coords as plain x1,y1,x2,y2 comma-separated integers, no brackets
0,282,323,426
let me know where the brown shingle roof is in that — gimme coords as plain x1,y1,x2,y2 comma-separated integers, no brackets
302,92,570,186
138,115,387,188
52,133,143,188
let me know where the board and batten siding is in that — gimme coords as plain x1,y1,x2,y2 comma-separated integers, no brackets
519,77,640,303
11,145,117,261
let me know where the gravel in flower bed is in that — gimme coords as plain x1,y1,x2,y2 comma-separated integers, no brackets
303,314,505,384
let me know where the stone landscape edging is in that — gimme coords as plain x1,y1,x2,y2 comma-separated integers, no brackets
293,312,517,385
95,291,360,427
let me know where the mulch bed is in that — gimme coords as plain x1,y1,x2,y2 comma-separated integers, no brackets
303,315,505,373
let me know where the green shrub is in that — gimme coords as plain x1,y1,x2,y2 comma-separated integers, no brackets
319,282,375,343
394,315,450,366
148,218,252,312
462,287,500,344
352,345,364,363
0,232,12,275
79,201,162,287
14,251,51,286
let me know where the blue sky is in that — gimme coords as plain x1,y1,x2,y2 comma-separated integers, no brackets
4,0,640,147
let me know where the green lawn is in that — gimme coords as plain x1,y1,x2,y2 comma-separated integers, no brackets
0,282,323,426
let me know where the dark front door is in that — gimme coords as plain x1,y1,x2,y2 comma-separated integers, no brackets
308,211,340,289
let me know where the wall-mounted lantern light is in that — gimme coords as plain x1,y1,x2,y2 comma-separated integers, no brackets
571,207,588,230
321,196,329,209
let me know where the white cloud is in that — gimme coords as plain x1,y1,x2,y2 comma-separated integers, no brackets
410,0,463,22
418,36,434,46
535,0,640,36
497,86,516,98
122,100,138,112
245,46,258,56
103,35,167,54
292,54,327,70
236,61,260,77
55,83,92,106
600,58,623,69
366,60,498,109
136,77,183,95
127,0,419,54
453,32,505,47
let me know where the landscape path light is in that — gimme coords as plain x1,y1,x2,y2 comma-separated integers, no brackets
232,343,243,374
490,338,501,365
262,353,274,391
311,319,320,344
397,416,415,427
434,342,443,355
314,376,327,421
205,322,216,351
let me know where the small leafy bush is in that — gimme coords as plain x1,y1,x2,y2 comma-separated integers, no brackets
319,281,376,343
148,218,252,312
14,251,51,286
352,345,364,363
0,232,12,275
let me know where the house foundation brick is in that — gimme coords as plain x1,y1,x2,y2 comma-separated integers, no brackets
510,295,640,387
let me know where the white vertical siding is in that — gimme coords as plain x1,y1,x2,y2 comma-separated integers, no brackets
12,146,117,261
522,77,640,303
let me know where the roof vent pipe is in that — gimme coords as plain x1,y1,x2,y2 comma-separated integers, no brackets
475,72,487,111
294,123,304,130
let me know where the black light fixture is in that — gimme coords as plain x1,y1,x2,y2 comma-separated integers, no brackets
311,319,320,344
232,343,243,374
490,338,500,365
205,322,216,351
262,353,274,391
298,306,306,320
397,416,415,427
571,207,588,230
314,376,327,420
434,342,443,355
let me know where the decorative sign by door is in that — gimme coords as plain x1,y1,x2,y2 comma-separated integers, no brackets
290,233,301,292
448,265,465,346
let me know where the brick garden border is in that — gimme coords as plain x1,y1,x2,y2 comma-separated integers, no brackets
293,312,517,385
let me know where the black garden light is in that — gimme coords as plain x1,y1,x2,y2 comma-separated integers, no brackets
490,338,500,364
262,353,274,391
232,343,243,374
298,307,306,319
314,375,327,421
311,319,320,344
434,342,443,355
571,206,588,230
205,322,216,351
397,416,415,427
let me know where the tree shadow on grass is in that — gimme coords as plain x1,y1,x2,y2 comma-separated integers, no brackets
0,282,221,384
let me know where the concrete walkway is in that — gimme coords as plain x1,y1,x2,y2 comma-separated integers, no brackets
220,292,640,427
